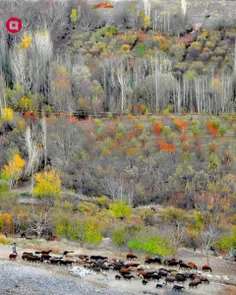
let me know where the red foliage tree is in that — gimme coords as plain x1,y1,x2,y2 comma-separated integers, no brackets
129,130,135,139
108,123,115,136
152,123,163,136
137,104,146,114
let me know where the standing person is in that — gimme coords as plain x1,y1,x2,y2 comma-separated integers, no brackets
12,242,17,255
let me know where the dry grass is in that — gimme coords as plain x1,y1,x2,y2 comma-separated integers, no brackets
219,287,236,295
17,239,61,254
0,235,10,244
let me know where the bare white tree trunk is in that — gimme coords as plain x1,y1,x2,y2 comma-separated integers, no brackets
143,0,149,16
42,115,47,167
25,126,41,195
0,71,6,115
201,226,219,266
234,40,236,74
116,60,130,113
180,0,187,17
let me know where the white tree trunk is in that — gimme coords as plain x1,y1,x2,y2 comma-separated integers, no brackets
181,0,187,17
42,115,47,167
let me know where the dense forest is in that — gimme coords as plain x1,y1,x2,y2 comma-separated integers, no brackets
0,0,235,262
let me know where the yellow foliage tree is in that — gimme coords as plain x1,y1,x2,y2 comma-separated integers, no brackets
1,107,13,121
34,168,61,199
143,15,150,29
70,9,77,22
22,34,31,49
18,96,32,111
1,154,25,188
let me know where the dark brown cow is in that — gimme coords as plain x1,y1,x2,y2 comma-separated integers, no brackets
126,253,137,260
188,261,198,269
9,253,17,260
165,276,175,284
189,281,202,288
202,265,212,272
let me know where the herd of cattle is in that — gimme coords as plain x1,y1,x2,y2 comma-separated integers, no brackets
9,251,213,293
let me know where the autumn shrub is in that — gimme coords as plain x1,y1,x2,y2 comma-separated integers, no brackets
173,62,187,74
78,201,97,215
70,9,77,22
191,125,201,136
1,107,14,122
199,48,214,62
57,217,103,246
112,225,141,247
162,125,171,136
0,181,8,193
208,142,217,154
109,201,132,220
169,42,186,61
206,120,219,136
128,230,174,256
160,140,175,153
219,125,226,136
152,122,163,136
112,228,127,246
214,230,236,256
17,96,33,111
22,33,31,49
187,41,202,59
189,61,204,74
208,153,219,169
197,31,209,42
162,105,173,115
0,235,10,244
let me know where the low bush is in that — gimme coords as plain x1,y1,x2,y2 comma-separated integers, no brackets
0,235,10,244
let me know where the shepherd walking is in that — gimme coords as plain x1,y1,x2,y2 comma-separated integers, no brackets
12,242,18,255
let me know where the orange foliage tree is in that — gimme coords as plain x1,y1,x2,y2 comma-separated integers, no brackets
94,1,114,9
174,119,188,131
152,122,163,136
137,104,146,115
129,130,135,139
206,121,218,137
160,141,175,153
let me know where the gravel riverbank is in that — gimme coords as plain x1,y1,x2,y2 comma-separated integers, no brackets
0,243,235,295
0,260,139,295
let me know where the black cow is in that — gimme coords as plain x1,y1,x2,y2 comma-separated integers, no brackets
172,285,185,292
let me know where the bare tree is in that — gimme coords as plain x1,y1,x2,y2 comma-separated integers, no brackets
180,0,188,18
49,55,76,113
41,115,47,167
101,173,124,202
24,126,42,195
116,60,131,113
27,206,52,238
39,0,69,39
201,225,219,265
30,30,53,94
78,0,102,31
47,118,86,169
10,46,30,91
162,208,187,255
0,71,6,114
